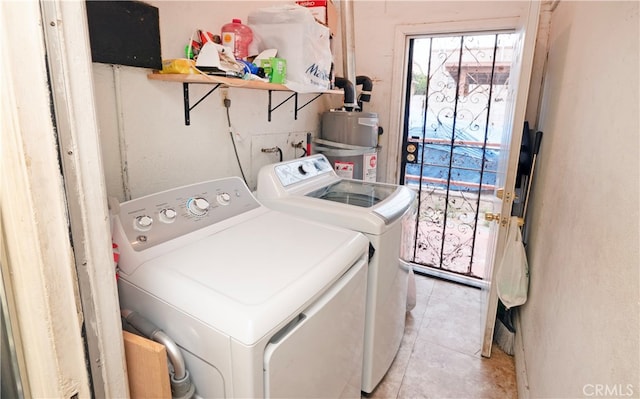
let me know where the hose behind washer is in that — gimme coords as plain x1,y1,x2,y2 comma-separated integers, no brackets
121,309,196,399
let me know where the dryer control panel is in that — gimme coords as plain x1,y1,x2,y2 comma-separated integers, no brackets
113,177,260,252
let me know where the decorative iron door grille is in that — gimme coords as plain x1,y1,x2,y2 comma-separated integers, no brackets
400,32,517,280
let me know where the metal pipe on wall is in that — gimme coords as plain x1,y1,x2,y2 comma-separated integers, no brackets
340,0,358,109
113,65,132,201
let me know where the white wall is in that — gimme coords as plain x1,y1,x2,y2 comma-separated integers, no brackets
519,2,639,397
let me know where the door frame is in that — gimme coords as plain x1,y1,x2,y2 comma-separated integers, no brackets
1,0,129,396
39,0,130,395
387,2,540,357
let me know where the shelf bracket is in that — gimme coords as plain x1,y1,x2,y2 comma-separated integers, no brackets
296,93,324,119
181,82,327,124
183,82,222,126
267,91,325,122
267,90,296,122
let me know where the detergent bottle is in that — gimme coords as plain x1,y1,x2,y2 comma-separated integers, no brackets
221,19,253,60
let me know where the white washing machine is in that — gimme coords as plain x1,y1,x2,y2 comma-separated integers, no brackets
256,154,417,393
112,177,369,398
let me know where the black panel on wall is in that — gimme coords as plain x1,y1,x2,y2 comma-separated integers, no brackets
85,0,161,69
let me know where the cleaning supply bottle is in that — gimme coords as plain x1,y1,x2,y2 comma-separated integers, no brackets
221,19,253,60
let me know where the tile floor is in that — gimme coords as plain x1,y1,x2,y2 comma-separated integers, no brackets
364,273,517,399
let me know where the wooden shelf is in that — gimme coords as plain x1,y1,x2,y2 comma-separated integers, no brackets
147,73,344,94
147,73,343,124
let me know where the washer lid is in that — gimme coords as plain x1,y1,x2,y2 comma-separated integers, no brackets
120,210,368,346
259,184,416,235
306,179,415,224
257,154,417,234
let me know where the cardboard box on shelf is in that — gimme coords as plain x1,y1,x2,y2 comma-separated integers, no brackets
296,0,338,36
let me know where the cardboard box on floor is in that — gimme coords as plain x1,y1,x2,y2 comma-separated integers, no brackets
296,0,338,36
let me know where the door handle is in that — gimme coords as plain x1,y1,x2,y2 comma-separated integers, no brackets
484,212,524,227
485,212,501,222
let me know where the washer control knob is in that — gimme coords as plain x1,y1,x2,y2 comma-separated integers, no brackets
217,192,231,206
134,215,153,231
187,197,210,216
298,163,312,175
159,208,177,223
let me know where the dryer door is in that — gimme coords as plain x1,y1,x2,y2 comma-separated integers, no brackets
263,258,367,399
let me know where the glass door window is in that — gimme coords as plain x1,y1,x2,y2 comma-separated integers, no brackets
400,32,517,280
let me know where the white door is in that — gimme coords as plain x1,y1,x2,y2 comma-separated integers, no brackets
479,1,540,357
389,1,540,357
399,31,521,282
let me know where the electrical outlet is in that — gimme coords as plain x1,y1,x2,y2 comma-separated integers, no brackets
220,87,229,104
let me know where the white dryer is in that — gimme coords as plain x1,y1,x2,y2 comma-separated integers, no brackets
256,154,417,393
112,177,368,398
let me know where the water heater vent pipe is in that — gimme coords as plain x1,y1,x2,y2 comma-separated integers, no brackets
340,0,358,110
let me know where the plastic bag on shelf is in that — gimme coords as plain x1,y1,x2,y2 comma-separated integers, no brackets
160,59,198,74
248,4,332,92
